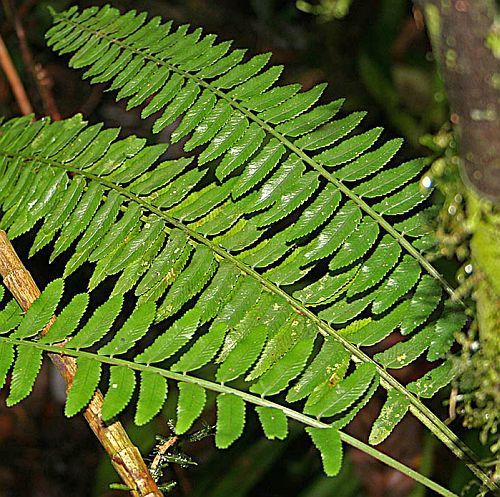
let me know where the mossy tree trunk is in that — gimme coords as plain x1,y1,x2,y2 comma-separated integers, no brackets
417,0,499,201
417,0,500,471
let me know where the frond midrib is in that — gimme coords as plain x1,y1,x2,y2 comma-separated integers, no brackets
0,148,486,485
0,334,460,497
53,13,459,302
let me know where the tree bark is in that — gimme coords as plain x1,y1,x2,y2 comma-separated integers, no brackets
417,0,500,202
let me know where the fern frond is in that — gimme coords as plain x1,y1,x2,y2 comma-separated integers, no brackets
0,286,478,495
0,4,495,493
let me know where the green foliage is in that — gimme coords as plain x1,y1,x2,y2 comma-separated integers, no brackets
306,426,343,476
0,5,493,493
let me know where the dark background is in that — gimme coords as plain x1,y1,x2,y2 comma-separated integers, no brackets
0,1,489,496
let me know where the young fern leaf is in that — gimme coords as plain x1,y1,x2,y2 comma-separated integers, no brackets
0,5,496,494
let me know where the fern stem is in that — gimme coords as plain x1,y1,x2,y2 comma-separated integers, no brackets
0,336,460,497
1,150,495,492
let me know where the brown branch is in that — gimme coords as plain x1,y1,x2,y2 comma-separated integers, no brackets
0,230,162,497
3,0,61,120
0,33,33,115
150,436,179,477
15,0,38,24
417,0,500,202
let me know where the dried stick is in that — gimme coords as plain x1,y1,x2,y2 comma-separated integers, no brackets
0,230,162,497
3,0,61,120
0,33,33,115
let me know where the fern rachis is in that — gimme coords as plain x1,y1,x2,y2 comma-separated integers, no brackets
0,4,497,495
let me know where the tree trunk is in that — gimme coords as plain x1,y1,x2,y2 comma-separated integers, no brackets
417,0,500,202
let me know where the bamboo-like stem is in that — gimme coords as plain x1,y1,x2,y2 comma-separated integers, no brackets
0,230,162,497
0,33,33,115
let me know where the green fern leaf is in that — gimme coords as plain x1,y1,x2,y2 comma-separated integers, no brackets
176,382,206,434
136,309,201,364
374,182,432,216
317,127,383,167
229,65,283,100
400,276,442,335
135,371,168,426
8,169,68,239
250,329,315,397
369,389,410,445
102,366,136,421
65,356,101,417
39,293,88,345
215,123,265,180
12,278,64,339
0,341,14,389
156,247,217,321
88,203,142,262
135,229,189,297
247,316,305,381
215,393,246,449
195,261,241,323
319,292,373,324
328,217,379,271
276,100,343,137
332,372,379,431
306,426,343,477
375,326,434,368
407,359,457,398
0,300,23,334
231,139,286,199
286,337,350,403
336,138,403,181
64,190,123,276
68,295,123,349
354,158,427,198
294,266,357,306
346,235,401,297
30,177,85,256
428,302,467,361
348,300,410,346
98,301,156,356
255,406,288,440
50,182,104,262
112,229,166,296
172,322,227,373
295,110,362,150
372,256,421,314
305,363,377,418
6,344,43,406
216,324,267,383
104,217,165,276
